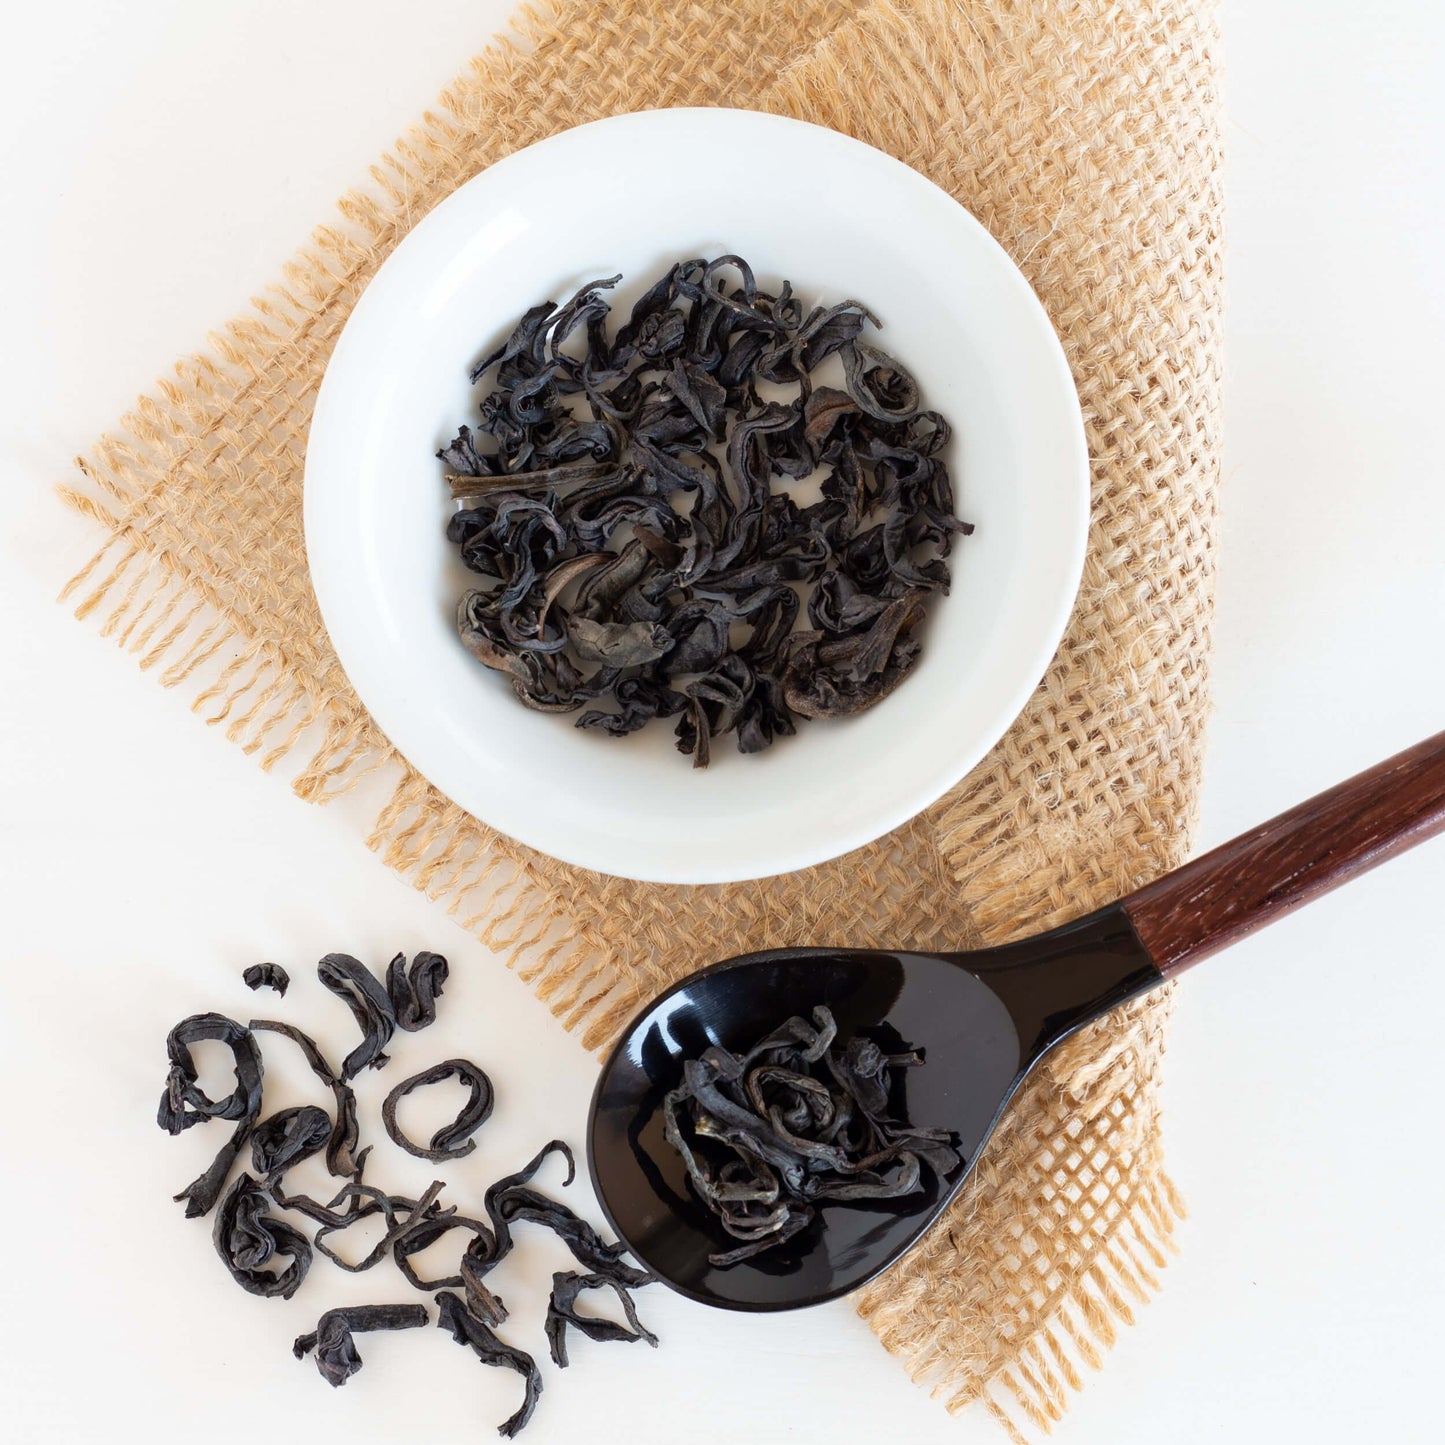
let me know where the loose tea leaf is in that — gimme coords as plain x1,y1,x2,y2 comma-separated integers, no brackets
545,1270,657,1368
441,256,970,766
478,1141,647,1288
242,963,290,996
250,1018,364,1179
314,1179,447,1274
212,1173,312,1298
157,1012,264,1218
317,953,397,1079
663,1005,960,1265
293,1303,429,1387
393,1207,494,1294
445,1140,647,1339
435,1290,543,1439
459,1244,511,1329
382,1058,495,1161
386,950,450,1031
250,1104,332,1180
476,1139,576,1266
446,1146,564,1320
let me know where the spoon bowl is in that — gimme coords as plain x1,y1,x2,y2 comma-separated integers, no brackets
588,911,1159,1309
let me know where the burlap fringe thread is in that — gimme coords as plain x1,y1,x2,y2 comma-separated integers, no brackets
59,1,1222,1437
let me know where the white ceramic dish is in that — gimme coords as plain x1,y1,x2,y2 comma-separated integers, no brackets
305,108,1087,885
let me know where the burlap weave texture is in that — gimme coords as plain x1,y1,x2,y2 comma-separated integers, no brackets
62,1,1222,1436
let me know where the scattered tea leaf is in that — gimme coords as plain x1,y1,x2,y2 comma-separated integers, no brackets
250,1018,364,1179
293,1303,429,1387
393,1207,493,1294
212,1173,312,1298
160,958,655,1437
435,1290,543,1438
250,1104,332,1180
386,950,450,1031
382,1058,494,1162
242,963,290,996
464,1141,651,1297
317,953,397,1079
314,1179,447,1274
459,1242,512,1329
545,1270,657,1368
157,1012,264,1218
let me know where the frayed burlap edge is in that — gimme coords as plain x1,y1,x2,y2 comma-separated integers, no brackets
59,0,1222,1436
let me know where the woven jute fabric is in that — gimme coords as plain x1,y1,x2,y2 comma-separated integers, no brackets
61,0,1222,1436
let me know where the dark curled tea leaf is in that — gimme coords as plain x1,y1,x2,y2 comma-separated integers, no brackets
293,1304,428,1388
449,1141,635,1330
493,1189,649,1288
475,1141,648,1291
317,953,397,1079
447,1143,569,1312
314,1179,447,1273
479,1140,576,1254
242,963,290,996
545,1270,657,1369
271,1175,383,1230
158,1013,264,1218
663,1005,961,1266
386,950,449,1031
212,1173,312,1298
393,1208,493,1293
382,1059,494,1161
250,1018,364,1179
459,1248,511,1329
250,1105,332,1180
440,255,969,766
157,1013,259,1132
435,1291,543,1439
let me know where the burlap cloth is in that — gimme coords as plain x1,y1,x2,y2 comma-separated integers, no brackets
61,0,1222,1436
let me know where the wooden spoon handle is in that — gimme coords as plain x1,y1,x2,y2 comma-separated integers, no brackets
1124,731,1445,978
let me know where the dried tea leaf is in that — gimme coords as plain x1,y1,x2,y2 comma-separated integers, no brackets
251,1105,332,1179
545,1270,657,1369
441,256,967,766
157,1013,258,1132
435,1291,543,1438
293,1303,429,1387
446,461,617,502
393,1208,494,1293
840,340,920,421
242,963,290,996
212,1173,311,1298
314,1179,446,1273
158,1013,264,1218
566,616,672,666
317,953,397,1079
385,950,449,1032
382,1058,495,1162
250,1018,364,1179
459,1244,511,1328
780,591,929,719
472,1141,650,1291
663,1005,960,1265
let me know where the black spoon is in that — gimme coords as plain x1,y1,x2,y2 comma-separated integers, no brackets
588,731,1445,1312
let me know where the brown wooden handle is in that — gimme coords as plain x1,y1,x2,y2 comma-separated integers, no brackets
1123,731,1445,977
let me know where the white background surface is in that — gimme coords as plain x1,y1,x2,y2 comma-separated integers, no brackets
2,3,1442,1442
